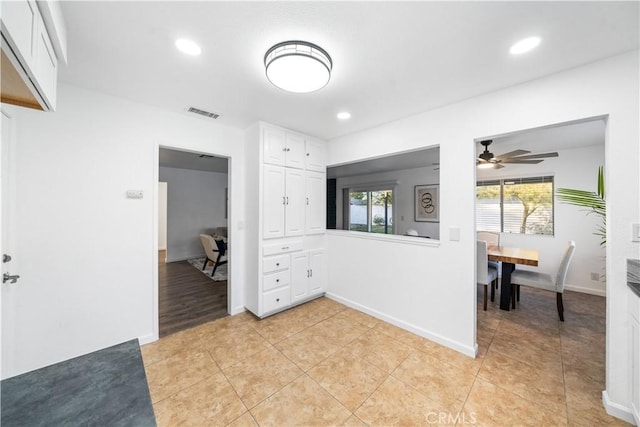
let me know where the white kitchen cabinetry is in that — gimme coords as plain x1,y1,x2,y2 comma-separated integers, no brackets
262,165,306,239
1,0,63,111
631,292,640,425
305,138,326,172
263,127,306,169
291,250,324,302
306,171,326,235
246,122,328,318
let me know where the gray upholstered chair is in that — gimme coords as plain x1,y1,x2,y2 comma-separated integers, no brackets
199,234,228,277
477,240,499,311
477,231,500,272
509,241,576,321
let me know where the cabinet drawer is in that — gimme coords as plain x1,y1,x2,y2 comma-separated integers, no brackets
263,270,290,292
263,255,290,274
263,287,291,314
263,240,303,256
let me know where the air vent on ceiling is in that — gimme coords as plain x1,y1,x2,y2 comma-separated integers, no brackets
186,106,220,119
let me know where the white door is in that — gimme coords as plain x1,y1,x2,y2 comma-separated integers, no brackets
1,109,19,378
290,252,309,302
305,171,326,235
308,250,324,294
284,133,305,169
263,165,286,239
285,168,305,237
305,138,326,172
263,127,286,166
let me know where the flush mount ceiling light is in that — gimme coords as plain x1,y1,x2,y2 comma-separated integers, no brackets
509,36,541,55
175,38,201,56
337,111,351,120
264,41,332,93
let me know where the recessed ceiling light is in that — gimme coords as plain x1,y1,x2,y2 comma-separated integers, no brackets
337,112,351,120
264,41,332,93
509,36,541,55
175,38,201,56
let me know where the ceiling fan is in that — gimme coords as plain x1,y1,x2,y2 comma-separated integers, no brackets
477,140,558,169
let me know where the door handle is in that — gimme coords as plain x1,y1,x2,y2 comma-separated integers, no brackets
3,273,20,284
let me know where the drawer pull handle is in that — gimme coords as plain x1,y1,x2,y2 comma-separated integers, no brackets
276,263,280,266
276,298,280,302
276,279,280,283
282,246,289,250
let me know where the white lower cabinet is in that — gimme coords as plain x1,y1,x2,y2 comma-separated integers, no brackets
631,312,640,424
291,250,324,302
263,286,291,314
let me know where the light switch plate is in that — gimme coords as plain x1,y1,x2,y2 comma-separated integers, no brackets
126,190,144,199
449,227,460,241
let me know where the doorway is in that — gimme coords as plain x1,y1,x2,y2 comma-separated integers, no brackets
157,147,230,337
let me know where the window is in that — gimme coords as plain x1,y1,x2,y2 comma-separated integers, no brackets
349,189,393,234
476,176,554,235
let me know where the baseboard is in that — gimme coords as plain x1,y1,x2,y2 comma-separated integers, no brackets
229,305,246,316
565,285,606,297
325,292,476,358
138,333,157,346
165,254,203,263
602,390,637,425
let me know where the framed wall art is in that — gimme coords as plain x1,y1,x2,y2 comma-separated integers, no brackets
414,184,439,222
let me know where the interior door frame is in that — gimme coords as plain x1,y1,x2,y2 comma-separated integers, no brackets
151,142,232,342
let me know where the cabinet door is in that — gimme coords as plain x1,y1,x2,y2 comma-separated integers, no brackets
1,0,38,68
305,171,326,235
263,127,286,166
263,165,285,239
290,252,309,302
32,13,57,110
308,250,324,294
632,317,640,422
285,168,305,237
285,133,306,169
305,138,326,172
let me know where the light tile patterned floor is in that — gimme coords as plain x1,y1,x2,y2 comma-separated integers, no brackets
141,289,630,426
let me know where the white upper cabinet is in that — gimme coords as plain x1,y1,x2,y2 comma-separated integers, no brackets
263,127,286,166
305,171,326,235
1,0,38,68
285,133,306,169
284,169,305,237
0,0,62,111
305,138,326,172
263,165,286,239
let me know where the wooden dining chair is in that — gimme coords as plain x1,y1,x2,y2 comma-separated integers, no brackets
477,240,499,311
509,241,576,321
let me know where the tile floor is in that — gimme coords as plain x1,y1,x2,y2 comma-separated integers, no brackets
141,288,630,426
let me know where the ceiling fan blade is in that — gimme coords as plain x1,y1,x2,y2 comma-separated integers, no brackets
508,152,559,160
494,163,505,169
493,150,531,160
500,159,544,164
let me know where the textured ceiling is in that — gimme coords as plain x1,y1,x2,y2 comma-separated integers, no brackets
60,1,638,140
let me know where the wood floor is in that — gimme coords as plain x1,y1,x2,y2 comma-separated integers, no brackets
158,251,228,337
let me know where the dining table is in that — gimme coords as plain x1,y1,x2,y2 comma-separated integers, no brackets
487,245,539,311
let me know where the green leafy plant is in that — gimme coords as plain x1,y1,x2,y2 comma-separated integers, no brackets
556,166,606,246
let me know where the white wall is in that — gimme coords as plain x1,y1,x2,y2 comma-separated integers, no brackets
335,165,440,239
1,83,246,378
159,167,227,262
158,182,167,251
326,51,639,421
477,143,606,295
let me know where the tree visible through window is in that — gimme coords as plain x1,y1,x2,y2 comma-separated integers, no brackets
476,177,554,235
